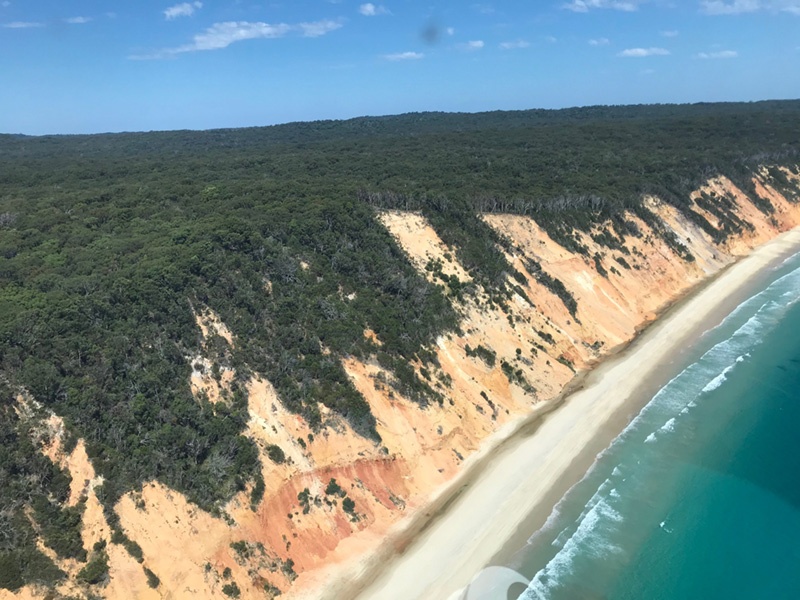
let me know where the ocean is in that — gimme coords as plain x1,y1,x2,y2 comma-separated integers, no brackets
505,251,800,600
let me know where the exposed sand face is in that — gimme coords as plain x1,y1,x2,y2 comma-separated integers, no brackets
486,210,713,349
645,195,729,273
189,355,236,405
115,482,235,598
189,306,237,404
7,168,800,600
194,306,235,347
378,211,473,287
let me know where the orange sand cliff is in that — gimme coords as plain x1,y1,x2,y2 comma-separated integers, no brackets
5,171,800,600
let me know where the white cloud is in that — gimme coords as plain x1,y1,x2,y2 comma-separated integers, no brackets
661,30,679,37
164,2,202,20
182,21,289,51
1,1,10,7
65,16,92,24
589,37,610,45
500,40,530,49
458,40,485,50
359,3,389,16
383,51,424,60
697,49,738,58
298,19,343,37
3,21,43,28
446,27,455,36
564,0,644,12
130,19,341,59
544,35,557,43
618,47,670,57
701,0,800,14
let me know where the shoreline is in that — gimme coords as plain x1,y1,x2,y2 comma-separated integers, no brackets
320,227,800,600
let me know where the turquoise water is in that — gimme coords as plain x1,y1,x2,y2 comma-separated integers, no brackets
507,252,800,600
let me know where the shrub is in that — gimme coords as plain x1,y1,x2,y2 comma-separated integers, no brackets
266,445,286,464
342,497,356,514
298,488,311,514
144,567,160,588
325,478,344,497
465,344,497,367
77,551,109,585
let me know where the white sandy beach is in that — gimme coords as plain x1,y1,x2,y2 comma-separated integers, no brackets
321,227,800,600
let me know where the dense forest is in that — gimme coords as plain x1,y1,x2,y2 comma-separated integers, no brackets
1,100,799,591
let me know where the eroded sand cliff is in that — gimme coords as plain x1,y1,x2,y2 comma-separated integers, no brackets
6,170,800,600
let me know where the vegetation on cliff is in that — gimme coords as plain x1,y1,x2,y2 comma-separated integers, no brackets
1,100,799,590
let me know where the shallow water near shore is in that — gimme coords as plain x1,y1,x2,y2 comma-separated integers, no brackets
504,250,800,600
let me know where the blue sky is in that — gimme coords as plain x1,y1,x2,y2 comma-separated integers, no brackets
1,1,798,134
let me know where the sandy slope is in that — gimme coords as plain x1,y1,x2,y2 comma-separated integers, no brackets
331,228,800,600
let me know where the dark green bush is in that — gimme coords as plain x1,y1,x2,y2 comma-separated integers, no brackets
77,551,109,585
144,567,160,588
266,445,286,464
